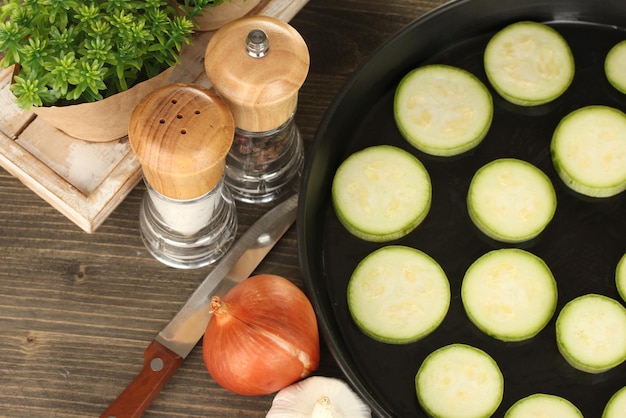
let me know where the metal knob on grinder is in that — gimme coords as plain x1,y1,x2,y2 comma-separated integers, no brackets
205,16,310,204
128,83,238,269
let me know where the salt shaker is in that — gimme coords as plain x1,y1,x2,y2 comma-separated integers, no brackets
204,16,310,204
128,83,237,269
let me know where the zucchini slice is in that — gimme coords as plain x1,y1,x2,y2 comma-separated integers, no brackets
332,145,431,242
605,40,626,94
415,343,504,418
467,158,557,243
461,248,557,342
484,21,575,106
394,64,493,156
616,253,626,303
556,294,626,373
505,393,583,418
551,105,626,198
347,246,450,344
603,386,626,418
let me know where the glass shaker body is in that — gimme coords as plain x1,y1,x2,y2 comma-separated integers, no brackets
139,176,237,269
225,115,303,203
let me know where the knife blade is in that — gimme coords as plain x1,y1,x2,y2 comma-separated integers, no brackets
101,193,299,418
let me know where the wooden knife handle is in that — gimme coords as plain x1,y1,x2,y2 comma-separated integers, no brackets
101,340,184,418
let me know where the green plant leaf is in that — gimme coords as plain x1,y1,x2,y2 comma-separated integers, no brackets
0,0,22,22
0,20,28,66
10,72,55,109
44,51,77,97
20,35,49,73
39,0,79,28
80,36,113,63
67,58,106,102
48,26,78,55
4,0,196,108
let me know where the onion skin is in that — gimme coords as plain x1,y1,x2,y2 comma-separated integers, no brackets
202,274,320,396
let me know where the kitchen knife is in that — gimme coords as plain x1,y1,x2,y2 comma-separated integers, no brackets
101,193,299,418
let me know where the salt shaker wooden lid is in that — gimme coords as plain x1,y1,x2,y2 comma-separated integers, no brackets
128,83,234,200
204,16,310,132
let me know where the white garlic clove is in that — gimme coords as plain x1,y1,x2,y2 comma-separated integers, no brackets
266,376,371,418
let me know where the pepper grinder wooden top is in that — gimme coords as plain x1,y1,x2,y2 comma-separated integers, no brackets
204,16,310,133
128,83,234,200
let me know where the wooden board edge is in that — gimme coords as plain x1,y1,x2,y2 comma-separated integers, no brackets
0,131,93,230
257,0,309,21
86,155,143,233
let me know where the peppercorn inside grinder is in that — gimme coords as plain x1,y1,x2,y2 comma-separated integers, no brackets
205,16,310,204
128,83,237,269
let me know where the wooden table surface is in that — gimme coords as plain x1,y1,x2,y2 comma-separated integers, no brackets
0,0,447,416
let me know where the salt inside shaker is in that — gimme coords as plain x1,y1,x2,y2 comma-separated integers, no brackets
128,83,237,269
205,16,310,204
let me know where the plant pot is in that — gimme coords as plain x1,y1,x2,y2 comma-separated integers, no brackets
29,67,175,142
191,0,262,31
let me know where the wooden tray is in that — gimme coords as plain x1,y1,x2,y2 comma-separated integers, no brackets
0,0,308,233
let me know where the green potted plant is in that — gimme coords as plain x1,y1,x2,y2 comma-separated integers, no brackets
176,0,261,32
0,0,199,141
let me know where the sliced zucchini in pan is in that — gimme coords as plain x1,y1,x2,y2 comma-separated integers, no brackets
394,64,493,156
332,145,431,242
484,21,574,106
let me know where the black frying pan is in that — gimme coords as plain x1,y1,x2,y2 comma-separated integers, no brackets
298,0,626,416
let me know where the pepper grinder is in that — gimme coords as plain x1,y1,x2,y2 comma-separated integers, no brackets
128,83,237,269
204,16,310,204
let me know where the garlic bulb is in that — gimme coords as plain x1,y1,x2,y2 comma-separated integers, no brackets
266,376,371,418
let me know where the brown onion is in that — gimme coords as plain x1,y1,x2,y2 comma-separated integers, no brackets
202,274,320,396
